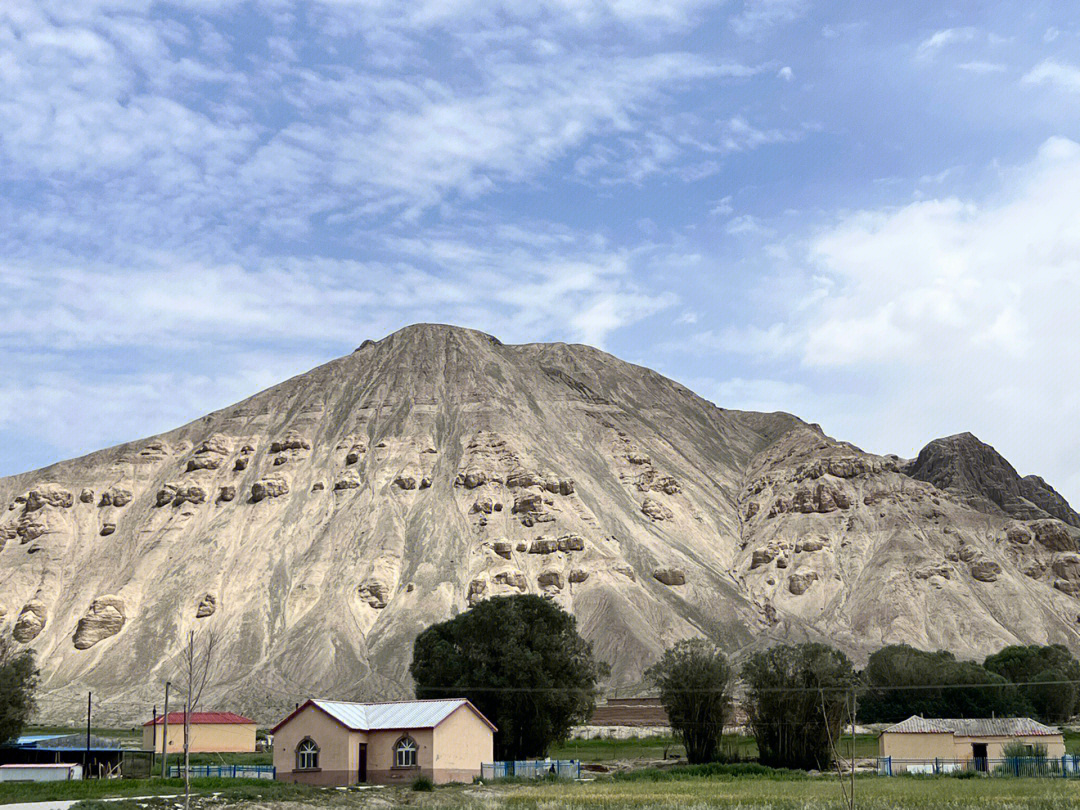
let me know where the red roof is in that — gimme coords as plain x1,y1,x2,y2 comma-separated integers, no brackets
143,711,254,727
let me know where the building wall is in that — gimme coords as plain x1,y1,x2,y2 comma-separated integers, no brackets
879,732,956,761
273,704,366,786
143,722,256,753
951,734,1065,760
273,704,494,786
432,704,494,783
880,731,1067,765
365,728,435,785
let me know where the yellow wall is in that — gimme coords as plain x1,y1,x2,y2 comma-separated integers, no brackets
143,722,256,753
274,703,494,786
433,704,495,780
273,704,363,785
880,731,1066,764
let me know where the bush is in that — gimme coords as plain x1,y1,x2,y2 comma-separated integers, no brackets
411,774,434,791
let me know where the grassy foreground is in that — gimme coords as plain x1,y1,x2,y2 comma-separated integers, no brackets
550,733,882,762
36,772,1080,810
0,776,307,805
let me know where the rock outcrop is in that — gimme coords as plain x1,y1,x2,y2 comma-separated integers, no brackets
73,596,125,649
196,593,217,618
13,600,47,642
251,477,288,502
908,433,1080,527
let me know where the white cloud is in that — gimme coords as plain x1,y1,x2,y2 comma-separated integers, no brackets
777,65,794,81
1022,60,1080,93
711,137,1080,502
917,27,977,58
729,0,808,38
725,214,772,235
957,61,1006,74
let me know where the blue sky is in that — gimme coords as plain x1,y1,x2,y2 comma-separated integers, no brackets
2,0,1080,503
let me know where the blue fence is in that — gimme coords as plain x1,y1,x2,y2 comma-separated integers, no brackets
879,756,1080,777
167,764,276,780
481,760,581,780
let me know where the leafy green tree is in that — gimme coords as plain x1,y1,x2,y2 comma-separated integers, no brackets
410,595,606,760
0,638,39,746
741,643,857,771
984,644,1080,723
860,645,1024,723
647,639,733,764
1027,668,1075,725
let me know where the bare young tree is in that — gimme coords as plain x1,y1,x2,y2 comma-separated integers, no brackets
177,629,216,810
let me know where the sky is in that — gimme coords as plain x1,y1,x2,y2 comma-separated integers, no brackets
2,1,1080,503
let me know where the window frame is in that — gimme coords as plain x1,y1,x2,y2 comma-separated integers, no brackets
394,735,419,769
296,737,320,771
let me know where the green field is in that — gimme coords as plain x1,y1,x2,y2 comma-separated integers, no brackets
48,772,1080,810
551,734,881,763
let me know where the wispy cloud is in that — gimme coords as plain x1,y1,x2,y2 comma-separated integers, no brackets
957,61,1007,74
729,0,808,38
917,27,977,58
1022,60,1080,92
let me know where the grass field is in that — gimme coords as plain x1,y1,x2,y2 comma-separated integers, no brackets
52,772,1080,810
0,776,303,806
551,734,881,762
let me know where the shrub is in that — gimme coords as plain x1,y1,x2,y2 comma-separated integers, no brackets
411,774,434,791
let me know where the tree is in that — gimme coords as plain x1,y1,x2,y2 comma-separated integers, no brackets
741,643,857,771
984,644,1080,723
647,639,732,764
0,638,39,747
178,630,216,810
859,644,1023,723
410,595,605,760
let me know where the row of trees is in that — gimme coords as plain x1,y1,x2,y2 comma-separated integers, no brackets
860,643,1080,724
410,596,1080,769
650,639,857,770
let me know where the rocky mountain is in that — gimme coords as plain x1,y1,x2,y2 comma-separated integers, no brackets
906,433,1080,527
2,324,1079,725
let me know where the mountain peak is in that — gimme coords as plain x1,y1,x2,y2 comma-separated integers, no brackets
908,432,1079,527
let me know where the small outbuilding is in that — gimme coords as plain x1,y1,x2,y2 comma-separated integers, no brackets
272,698,496,786
879,716,1065,772
0,763,82,782
143,712,256,753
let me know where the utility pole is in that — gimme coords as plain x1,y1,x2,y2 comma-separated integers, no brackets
161,681,170,779
85,692,92,778
849,688,856,810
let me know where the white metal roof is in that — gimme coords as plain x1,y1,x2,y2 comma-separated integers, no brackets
309,698,493,731
882,715,1061,736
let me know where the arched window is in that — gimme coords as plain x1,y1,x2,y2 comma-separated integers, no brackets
296,738,319,770
395,736,418,768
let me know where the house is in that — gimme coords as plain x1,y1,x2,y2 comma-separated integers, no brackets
878,716,1065,772
143,712,256,754
272,698,496,786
